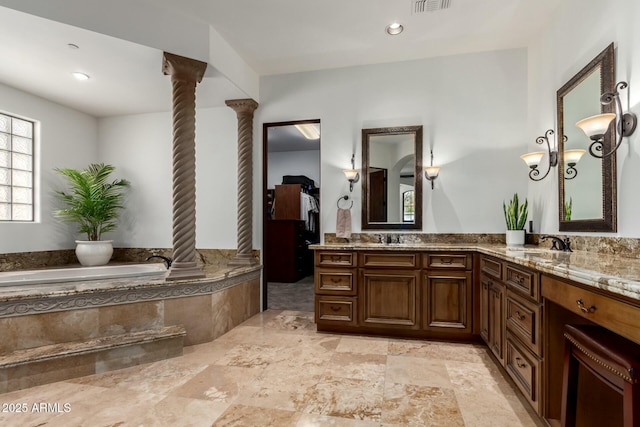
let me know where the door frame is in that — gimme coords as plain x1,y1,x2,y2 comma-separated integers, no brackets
261,119,321,310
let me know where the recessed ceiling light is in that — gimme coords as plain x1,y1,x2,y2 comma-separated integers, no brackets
72,72,90,81
386,22,404,35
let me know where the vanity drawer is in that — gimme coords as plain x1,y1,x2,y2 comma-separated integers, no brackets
505,332,541,414
316,251,357,267
504,263,539,301
480,256,502,279
424,253,472,270
316,296,357,326
506,290,542,355
360,252,418,268
315,269,356,295
541,275,640,344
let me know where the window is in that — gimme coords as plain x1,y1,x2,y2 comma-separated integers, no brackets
0,113,34,221
402,190,414,222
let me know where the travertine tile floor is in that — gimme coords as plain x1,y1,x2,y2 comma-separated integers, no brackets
0,310,542,426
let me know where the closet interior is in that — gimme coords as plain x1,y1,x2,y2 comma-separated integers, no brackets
266,177,319,282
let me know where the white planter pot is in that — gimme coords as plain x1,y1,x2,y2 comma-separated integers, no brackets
505,230,525,247
75,240,114,266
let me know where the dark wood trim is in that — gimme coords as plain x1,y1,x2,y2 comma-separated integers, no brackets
361,125,423,230
557,43,616,232
262,119,321,310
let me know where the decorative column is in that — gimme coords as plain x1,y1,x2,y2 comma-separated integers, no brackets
226,99,259,266
162,52,207,280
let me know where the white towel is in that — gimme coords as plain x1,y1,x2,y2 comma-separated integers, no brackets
336,208,352,239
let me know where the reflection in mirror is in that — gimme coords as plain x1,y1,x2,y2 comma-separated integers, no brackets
562,68,602,220
557,43,616,232
362,126,422,230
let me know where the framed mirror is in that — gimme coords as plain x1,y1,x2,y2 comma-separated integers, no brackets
362,126,423,230
557,43,616,232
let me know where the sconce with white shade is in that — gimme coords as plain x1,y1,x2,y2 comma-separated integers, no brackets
424,150,440,189
576,81,637,158
343,154,359,192
521,129,558,181
563,149,586,180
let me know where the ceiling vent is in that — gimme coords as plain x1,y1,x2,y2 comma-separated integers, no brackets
412,0,452,14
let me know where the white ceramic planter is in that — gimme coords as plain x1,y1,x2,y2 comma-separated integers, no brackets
505,230,525,247
75,240,114,266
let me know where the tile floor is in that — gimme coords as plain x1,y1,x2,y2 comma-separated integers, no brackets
0,310,542,426
267,276,315,312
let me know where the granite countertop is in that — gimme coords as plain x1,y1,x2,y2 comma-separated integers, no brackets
0,264,262,303
310,243,640,301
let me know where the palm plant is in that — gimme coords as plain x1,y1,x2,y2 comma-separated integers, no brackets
503,193,528,230
54,163,130,241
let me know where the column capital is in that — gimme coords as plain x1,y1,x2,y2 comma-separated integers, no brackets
225,98,259,114
162,52,207,83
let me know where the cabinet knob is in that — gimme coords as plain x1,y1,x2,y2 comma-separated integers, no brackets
514,310,526,321
330,305,341,312
441,257,453,264
576,299,597,314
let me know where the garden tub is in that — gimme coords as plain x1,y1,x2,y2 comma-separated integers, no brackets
0,263,167,287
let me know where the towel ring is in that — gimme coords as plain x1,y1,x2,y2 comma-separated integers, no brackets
337,195,353,209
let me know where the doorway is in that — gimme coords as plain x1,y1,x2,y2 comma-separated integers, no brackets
262,120,320,311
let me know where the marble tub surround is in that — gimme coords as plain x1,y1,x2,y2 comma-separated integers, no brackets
0,249,76,272
0,248,260,273
0,310,542,426
0,265,260,393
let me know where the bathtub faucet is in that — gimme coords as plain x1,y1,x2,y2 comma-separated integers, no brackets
146,255,172,269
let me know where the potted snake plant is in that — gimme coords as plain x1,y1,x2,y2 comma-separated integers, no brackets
54,163,130,266
503,193,528,247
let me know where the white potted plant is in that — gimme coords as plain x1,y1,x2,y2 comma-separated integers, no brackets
54,163,130,266
503,193,528,247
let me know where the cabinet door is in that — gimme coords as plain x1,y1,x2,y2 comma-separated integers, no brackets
489,281,505,365
480,274,491,344
360,269,420,329
423,270,472,333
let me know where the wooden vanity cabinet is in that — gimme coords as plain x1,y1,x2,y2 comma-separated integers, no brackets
479,254,543,405
422,252,473,335
359,252,420,330
315,249,473,337
314,251,358,328
479,255,505,364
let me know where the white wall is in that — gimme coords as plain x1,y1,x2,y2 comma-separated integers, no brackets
98,106,239,249
267,150,320,189
527,0,640,237
0,82,97,253
256,49,529,242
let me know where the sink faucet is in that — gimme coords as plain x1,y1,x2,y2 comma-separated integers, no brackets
146,255,173,269
385,234,401,244
540,235,573,252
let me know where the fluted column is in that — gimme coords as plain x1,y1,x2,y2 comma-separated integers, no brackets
162,52,207,280
226,99,259,266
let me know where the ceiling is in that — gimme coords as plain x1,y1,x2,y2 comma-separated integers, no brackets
0,0,559,118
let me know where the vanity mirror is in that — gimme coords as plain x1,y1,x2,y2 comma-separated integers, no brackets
362,126,423,230
557,43,616,232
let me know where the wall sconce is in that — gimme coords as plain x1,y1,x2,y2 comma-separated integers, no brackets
563,149,586,180
343,154,359,192
424,150,440,189
521,129,558,181
576,81,637,158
